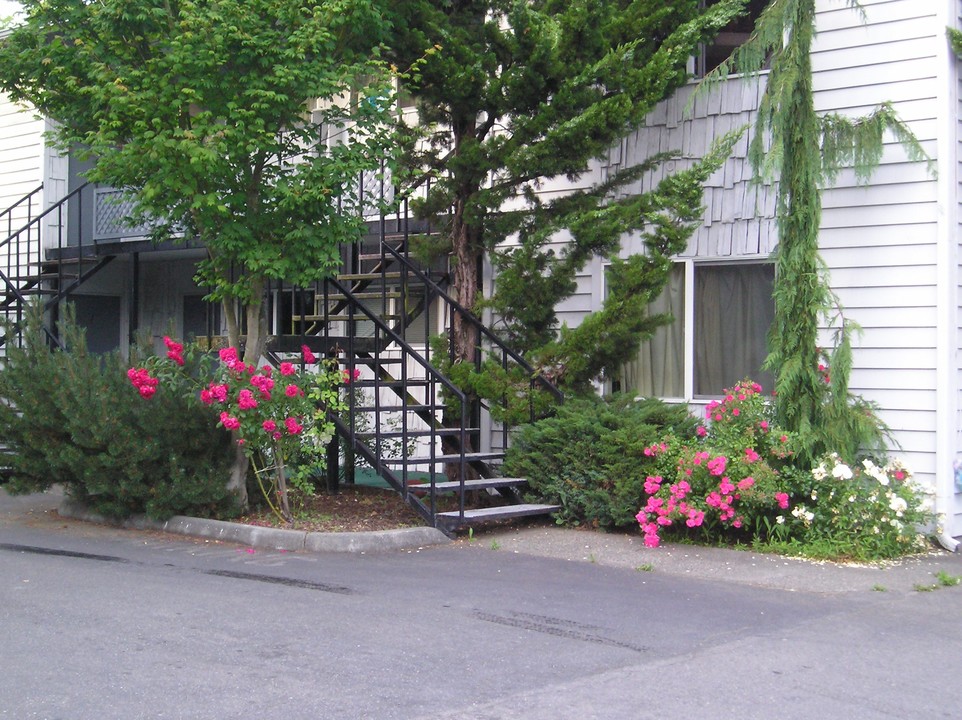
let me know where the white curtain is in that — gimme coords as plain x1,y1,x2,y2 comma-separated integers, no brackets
619,264,686,397
694,263,774,396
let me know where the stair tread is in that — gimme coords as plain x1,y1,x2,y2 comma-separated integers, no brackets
386,452,504,464
355,428,481,438
320,291,403,300
303,314,401,322
435,504,560,523
337,272,403,281
354,404,441,413
412,478,527,492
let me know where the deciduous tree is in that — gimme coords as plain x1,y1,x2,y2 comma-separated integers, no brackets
0,0,396,505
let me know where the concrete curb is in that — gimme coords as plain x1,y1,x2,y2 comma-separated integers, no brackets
58,498,452,554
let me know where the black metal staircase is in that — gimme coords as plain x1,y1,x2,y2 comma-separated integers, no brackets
288,202,564,534
0,183,116,350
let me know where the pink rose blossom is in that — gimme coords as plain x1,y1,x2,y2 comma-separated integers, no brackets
774,492,790,510
301,345,317,364
696,426,707,437
280,362,296,376
285,417,303,435
262,420,277,433
707,456,727,476
238,389,257,410
285,384,302,398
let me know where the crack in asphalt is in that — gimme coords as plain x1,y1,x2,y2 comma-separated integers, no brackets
471,609,648,653
1,542,358,595
204,569,356,594
0,543,130,563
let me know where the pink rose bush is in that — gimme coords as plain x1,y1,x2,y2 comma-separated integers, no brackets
636,380,933,558
127,340,345,524
637,380,794,548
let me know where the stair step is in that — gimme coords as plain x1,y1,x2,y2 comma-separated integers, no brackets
435,504,560,528
352,356,406,366
355,427,481,439
3,288,53,296
386,452,504,464
304,313,401,322
320,291,403,301
412,477,527,493
350,378,432,389
337,272,403,282
354,404,441,414
9,273,80,282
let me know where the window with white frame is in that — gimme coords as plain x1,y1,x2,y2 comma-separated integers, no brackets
615,260,775,398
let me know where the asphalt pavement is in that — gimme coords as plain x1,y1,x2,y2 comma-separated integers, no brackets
5,484,962,595
2,485,962,719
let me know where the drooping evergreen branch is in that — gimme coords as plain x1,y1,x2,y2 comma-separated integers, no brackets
696,0,932,465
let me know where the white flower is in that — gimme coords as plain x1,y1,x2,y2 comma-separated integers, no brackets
791,505,814,524
811,489,818,501
832,463,853,480
812,464,827,481
848,495,856,503
889,496,908,514
861,459,889,485
776,515,785,524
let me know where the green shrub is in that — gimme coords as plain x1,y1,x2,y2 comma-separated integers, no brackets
0,306,236,520
503,394,698,529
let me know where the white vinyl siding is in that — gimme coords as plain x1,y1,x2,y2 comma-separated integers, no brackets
811,0,942,506
0,92,44,218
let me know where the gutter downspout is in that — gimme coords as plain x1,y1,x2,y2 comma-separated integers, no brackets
934,0,959,552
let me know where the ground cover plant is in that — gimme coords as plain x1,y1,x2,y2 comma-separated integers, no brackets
0,307,236,520
512,380,934,562
502,394,699,530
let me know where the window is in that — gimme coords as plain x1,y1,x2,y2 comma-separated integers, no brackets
69,294,121,354
183,295,221,340
696,0,768,77
616,260,774,399
693,262,774,395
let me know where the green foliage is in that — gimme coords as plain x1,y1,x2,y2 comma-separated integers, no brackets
503,394,698,530
389,0,749,375
767,453,932,561
0,306,235,520
531,131,744,390
439,349,560,427
0,0,395,360
701,0,932,466
949,28,962,59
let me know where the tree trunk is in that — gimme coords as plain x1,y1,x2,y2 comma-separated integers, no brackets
220,274,268,511
450,200,481,368
446,187,482,481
